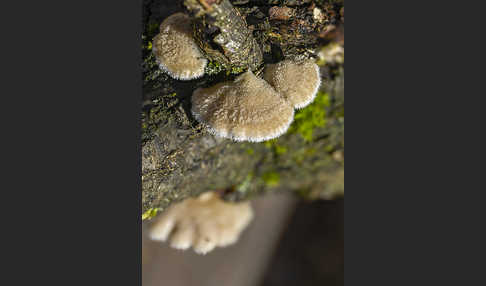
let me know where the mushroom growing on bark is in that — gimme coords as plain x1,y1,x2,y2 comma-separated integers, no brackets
152,13,207,80
191,71,295,142
263,59,321,109
148,191,253,255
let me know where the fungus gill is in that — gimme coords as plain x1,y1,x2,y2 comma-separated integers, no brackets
263,59,321,109
152,13,208,80
148,191,253,255
191,70,295,142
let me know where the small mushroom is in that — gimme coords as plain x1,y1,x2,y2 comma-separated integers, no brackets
263,59,321,109
191,71,295,142
152,13,207,80
148,191,254,255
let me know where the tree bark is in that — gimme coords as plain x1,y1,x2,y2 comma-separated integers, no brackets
141,0,344,214
184,0,263,72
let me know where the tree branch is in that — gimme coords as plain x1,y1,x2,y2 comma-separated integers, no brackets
184,0,263,71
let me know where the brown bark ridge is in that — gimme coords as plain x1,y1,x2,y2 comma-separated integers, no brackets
141,0,344,215
184,0,264,72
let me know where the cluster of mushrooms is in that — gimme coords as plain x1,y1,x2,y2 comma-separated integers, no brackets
148,13,322,254
153,13,322,143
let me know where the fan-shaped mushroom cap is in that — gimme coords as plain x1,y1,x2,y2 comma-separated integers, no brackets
263,59,321,109
152,13,207,80
148,191,253,255
192,71,295,142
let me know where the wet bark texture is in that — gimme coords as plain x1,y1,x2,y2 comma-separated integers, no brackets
142,0,344,214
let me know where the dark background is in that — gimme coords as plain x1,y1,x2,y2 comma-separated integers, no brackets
261,198,344,286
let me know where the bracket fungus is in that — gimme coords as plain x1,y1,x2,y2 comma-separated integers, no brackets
191,70,295,142
148,192,253,255
263,59,321,109
152,13,208,80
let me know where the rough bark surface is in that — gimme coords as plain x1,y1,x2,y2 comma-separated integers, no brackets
184,0,264,72
141,0,344,214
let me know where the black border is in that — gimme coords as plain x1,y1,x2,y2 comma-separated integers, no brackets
3,0,142,284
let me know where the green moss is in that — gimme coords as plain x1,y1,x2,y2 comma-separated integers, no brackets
325,145,334,152
264,139,276,149
142,53,163,85
274,145,287,155
266,31,282,41
204,61,247,76
205,60,224,75
230,66,246,74
246,148,254,155
316,57,326,67
263,139,288,157
236,172,254,194
142,208,161,221
262,171,280,187
289,91,330,142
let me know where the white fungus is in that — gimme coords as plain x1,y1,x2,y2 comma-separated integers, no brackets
191,70,295,142
263,59,321,109
148,191,253,255
152,13,208,80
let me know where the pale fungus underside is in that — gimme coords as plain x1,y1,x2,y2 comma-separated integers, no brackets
148,191,254,255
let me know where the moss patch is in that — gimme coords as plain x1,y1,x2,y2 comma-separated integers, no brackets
262,171,280,187
142,208,161,221
289,91,330,142
205,60,224,75
264,139,288,157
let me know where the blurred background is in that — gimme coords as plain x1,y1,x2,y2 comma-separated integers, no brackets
143,193,343,286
